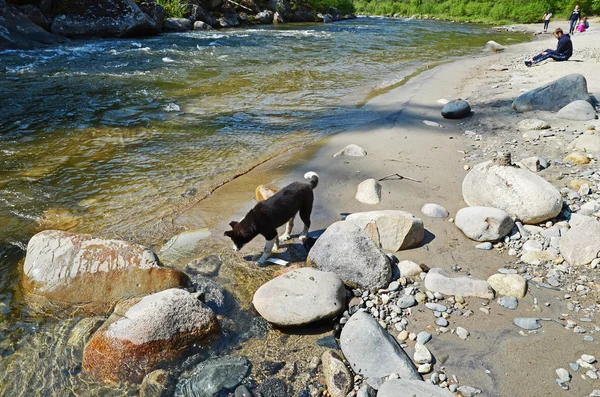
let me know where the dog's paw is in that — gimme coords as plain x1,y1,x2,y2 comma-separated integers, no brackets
299,234,308,242
256,257,267,266
279,234,291,243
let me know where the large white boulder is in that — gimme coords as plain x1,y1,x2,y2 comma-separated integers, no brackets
355,179,382,204
455,206,514,242
346,210,424,251
252,268,346,327
559,218,600,266
462,159,562,224
307,221,391,290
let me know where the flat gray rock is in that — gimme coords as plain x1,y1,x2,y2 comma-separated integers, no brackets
556,100,597,121
378,379,454,396
397,295,417,309
307,221,391,290
424,268,494,299
340,312,421,385
512,74,590,112
497,296,518,310
252,268,346,327
513,317,541,330
175,356,250,397
159,228,211,266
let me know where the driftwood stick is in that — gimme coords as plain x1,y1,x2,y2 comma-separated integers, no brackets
226,0,253,12
378,173,422,183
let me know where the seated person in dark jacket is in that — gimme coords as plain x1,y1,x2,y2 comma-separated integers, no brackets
525,27,572,67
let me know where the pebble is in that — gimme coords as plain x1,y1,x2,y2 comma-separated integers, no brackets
397,295,417,309
457,386,482,397
397,330,409,341
416,331,432,345
556,368,571,382
417,363,431,374
388,281,400,292
569,363,580,371
476,242,493,250
414,343,432,364
435,318,449,327
584,336,594,342
425,303,447,312
586,370,598,380
513,317,541,330
582,355,597,364
456,327,469,340
497,296,518,310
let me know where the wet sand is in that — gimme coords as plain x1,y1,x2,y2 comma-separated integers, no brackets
174,19,600,396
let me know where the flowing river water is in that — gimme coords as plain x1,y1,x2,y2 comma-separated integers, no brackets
0,17,529,395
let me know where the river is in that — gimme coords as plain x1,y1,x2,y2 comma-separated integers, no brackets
0,17,529,395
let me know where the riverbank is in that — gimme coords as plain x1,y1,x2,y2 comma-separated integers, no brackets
175,20,600,396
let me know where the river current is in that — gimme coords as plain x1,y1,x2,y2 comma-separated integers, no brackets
0,17,528,395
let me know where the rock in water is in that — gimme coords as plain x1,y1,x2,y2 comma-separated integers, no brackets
334,144,367,157
307,221,391,289
512,74,590,112
163,17,193,31
0,0,64,50
321,350,353,397
560,218,600,266
483,40,505,52
174,356,250,397
455,206,514,242
83,289,220,383
22,230,189,314
378,379,455,396
252,268,346,327
139,1,167,32
346,210,424,251
424,268,494,299
462,157,562,224
441,99,471,119
557,100,597,121
340,312,422,384
51,0,159,37
356,179,382,204
159,228,211,266
140,370,175,397
487,274,527,298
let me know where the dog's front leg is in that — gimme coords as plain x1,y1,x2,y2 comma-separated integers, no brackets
257,233,278,265
299,224,309,242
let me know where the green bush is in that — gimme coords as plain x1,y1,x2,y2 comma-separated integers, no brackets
306,0,356,14
156,0,187,18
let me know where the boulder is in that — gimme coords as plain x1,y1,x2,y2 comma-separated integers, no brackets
454,206,514,242
163,17,193,32
486,274,527,298
355,179,382,204
517,119,550,130
397,260,422,278
0,0,63,50
187,4,218,26
568,133,600,153
559,218,600,266
22,230,188,314
420,203,449,218
17,4,51,31
520,250,558,264
51,0,159,37
252,10,274,24
158,228,211,267
517,157,543,172
512,74,590,112
217,14,240,28
193,20,214,30
556,100,597,121
462,157,562,224
174,356,250,396
340,312,421,385
334,144,367,157
255,184,278,201
424,268,494,299
483,40,505,52
307,221,391,290
139,1,166,32
441,99,471,119
83,289,219,383
321,350,353,397
378,379,455,397
346,210,424,251
140,370,176,397
252,268,346,327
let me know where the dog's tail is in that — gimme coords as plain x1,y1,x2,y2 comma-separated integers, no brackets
304,171,319,189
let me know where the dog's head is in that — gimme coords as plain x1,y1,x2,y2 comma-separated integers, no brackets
224,221,245,251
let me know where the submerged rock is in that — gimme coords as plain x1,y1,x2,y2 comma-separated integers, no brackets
252,267,346,327
159,228,211,267
174,356,250,397
83,289,219,383
22,230,189,314
307,221,391,290
512,74,590,112
340,312,421,385
346,210,424,251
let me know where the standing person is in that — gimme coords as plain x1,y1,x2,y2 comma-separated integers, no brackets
569,5,581,35
525,27,572,66
543,10,552,32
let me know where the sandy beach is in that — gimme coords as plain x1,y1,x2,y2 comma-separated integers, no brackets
173,18,600,396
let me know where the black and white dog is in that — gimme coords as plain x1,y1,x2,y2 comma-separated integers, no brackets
224,172,319,265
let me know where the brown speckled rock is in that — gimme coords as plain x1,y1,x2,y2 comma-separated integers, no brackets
83,288,219,383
